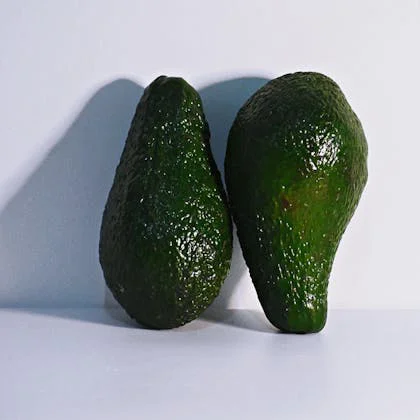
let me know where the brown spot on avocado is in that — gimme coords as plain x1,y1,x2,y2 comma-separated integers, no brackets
281,196,291,210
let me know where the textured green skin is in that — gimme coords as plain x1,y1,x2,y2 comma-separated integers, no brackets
100,76,232,329
225,72,368,333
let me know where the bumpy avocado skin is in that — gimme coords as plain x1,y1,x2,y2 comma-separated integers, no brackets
225,72,367,333
99,76,232,329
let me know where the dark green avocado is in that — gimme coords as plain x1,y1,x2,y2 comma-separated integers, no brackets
99,76,232,329
225,72,368,333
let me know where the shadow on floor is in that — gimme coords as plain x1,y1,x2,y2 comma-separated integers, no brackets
10,306,277,334
202,307,277,333
10,306,138,328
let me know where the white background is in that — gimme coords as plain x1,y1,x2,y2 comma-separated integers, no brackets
2,3,420,420
1,0,420,310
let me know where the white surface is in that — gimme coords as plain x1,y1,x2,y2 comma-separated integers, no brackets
1,308,419,420
1,1,420,309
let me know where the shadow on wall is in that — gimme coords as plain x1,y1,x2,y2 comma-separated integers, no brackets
200,77,269,316
0,76,269,325
0,79,144,307
200,78,269,178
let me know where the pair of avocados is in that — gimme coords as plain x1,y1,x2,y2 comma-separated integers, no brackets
99,73,368,333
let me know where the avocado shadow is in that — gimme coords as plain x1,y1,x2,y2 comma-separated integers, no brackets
0,76,269,329
203,308,278,333
0,78,143,326
199,77,269,324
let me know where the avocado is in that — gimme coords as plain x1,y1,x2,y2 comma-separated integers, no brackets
225,72,367,333
99,76,232,329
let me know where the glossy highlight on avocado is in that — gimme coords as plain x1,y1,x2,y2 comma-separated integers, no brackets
99,76,232,329
225,72,368,333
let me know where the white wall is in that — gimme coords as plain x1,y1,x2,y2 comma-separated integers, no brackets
1,0,419,309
